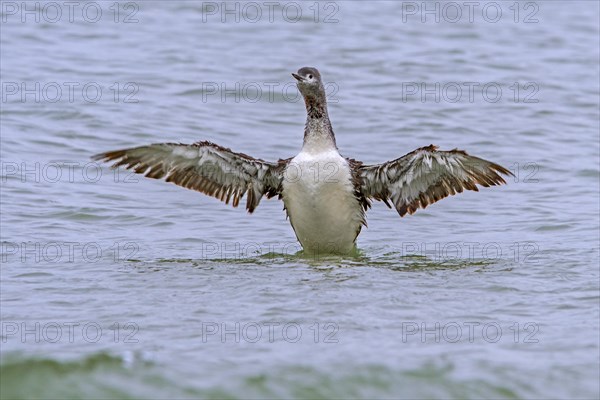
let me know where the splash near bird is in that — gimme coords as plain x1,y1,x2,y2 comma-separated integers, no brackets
94,67,513,255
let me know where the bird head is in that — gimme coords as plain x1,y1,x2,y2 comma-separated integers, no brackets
292,67,325,100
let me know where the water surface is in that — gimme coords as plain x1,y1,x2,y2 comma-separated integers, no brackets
1,1,599,399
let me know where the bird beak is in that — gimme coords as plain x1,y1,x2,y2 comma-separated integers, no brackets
292,73,305,82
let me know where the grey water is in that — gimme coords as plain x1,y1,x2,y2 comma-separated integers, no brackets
1,1,599,399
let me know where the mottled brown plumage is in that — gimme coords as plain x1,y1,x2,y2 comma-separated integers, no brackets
358,145,513,217
93,141,290,213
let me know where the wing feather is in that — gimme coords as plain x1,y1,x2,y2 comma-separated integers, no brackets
93,141,289,213
359,145,513,217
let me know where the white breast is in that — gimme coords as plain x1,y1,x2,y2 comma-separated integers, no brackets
281,150,364,255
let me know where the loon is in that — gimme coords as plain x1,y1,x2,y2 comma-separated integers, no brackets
94,67,512,255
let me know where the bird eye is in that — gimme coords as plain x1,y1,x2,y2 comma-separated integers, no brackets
308,74,313,79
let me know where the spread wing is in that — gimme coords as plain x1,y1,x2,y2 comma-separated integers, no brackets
92,141,289,213
358,145,513,217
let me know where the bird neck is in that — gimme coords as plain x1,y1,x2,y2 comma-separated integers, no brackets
302,95,337,153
